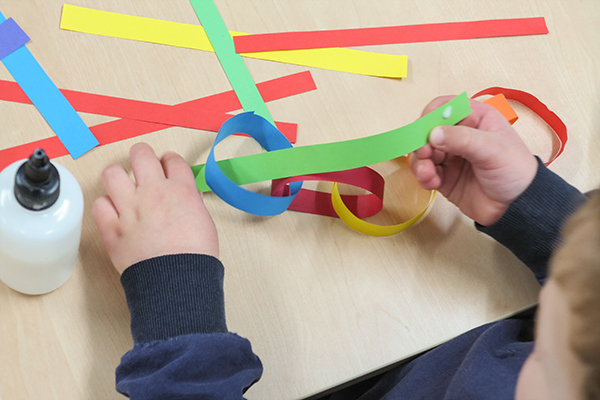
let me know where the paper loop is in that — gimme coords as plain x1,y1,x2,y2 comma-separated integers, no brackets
204,112,302,216
472,87,567,165
332,183,436,237
198,95,471,228
271,167,385,218
194,93,472,192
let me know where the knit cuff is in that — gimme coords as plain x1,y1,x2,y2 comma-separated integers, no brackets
476,157,586,283
120,254,228,343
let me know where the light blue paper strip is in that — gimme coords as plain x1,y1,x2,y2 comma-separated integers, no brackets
0,11,98,159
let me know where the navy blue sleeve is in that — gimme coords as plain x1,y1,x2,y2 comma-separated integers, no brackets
120,254,228,343
116,254,263,399
476,157,586,284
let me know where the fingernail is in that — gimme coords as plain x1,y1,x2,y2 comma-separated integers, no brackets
415,163,423,175
430,127,444,147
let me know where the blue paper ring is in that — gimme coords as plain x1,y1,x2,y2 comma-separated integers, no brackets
204,113,302,216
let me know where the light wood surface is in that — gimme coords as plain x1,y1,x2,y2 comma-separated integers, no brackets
0,1,599,399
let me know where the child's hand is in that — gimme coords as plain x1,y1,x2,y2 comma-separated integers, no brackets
92,143,219,274
410,96,538,226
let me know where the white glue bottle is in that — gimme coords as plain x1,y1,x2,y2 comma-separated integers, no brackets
0,149,84,295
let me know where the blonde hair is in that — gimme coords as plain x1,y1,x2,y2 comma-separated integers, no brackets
551,190,600,400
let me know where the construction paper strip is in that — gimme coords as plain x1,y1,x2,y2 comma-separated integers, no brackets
271,167,385,218
332,185,436,236
233,17,549,53
0,71,315,171
193,93,472,194
189,0,274,125
0,11,98,159
0,78,298,142
482,93,518,124
472,88,567,165
207,115,386,219
59,4,407,78
0,18,30,60
205,112,302,216
0,70,317,114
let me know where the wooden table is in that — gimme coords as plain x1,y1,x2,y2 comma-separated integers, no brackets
1,1,598,399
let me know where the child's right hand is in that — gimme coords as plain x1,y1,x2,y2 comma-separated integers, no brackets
410,96,538,226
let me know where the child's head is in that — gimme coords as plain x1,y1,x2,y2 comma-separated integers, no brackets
516,190,600,400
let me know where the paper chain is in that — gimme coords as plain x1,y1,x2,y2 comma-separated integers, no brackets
0,4,567,235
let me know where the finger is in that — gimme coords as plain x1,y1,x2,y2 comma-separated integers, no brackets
420,172,442,191
130,143,165,186
101,163,135,213
457,99,512,131
428,125,503,168
431,148,447,165
160,151,196,187
92,195,119,239
421,96,511,132
409,152,424,175
414,144,434,159
415,160,442,190
412,145,447,167
411,158,438,185
420,95,457,117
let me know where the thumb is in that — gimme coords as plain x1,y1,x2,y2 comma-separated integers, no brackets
429,125,503,167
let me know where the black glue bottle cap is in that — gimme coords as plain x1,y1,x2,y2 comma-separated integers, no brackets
14,149,60,211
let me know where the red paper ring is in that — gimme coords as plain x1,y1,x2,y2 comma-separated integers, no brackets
272,167,385,218
472,87,567,165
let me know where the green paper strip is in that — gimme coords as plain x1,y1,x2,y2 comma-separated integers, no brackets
189,0,274,125
193,93,471,191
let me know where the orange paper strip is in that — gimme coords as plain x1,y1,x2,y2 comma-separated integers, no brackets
483,93,518,124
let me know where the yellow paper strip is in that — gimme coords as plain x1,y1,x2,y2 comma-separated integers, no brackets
332,184,436,236
60,4,407,78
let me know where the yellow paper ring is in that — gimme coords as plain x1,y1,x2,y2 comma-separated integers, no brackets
332,183,436,237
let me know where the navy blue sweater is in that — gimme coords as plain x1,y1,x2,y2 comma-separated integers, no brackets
116,158,586,399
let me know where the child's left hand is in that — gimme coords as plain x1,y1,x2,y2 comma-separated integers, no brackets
92,143,219,275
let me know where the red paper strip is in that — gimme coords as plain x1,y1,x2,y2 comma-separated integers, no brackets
0,71,319,144
1,83,296,142
472,87,567,165
0,71,317,171
234,17,548,53
0,79,297,142
272,167,385,218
